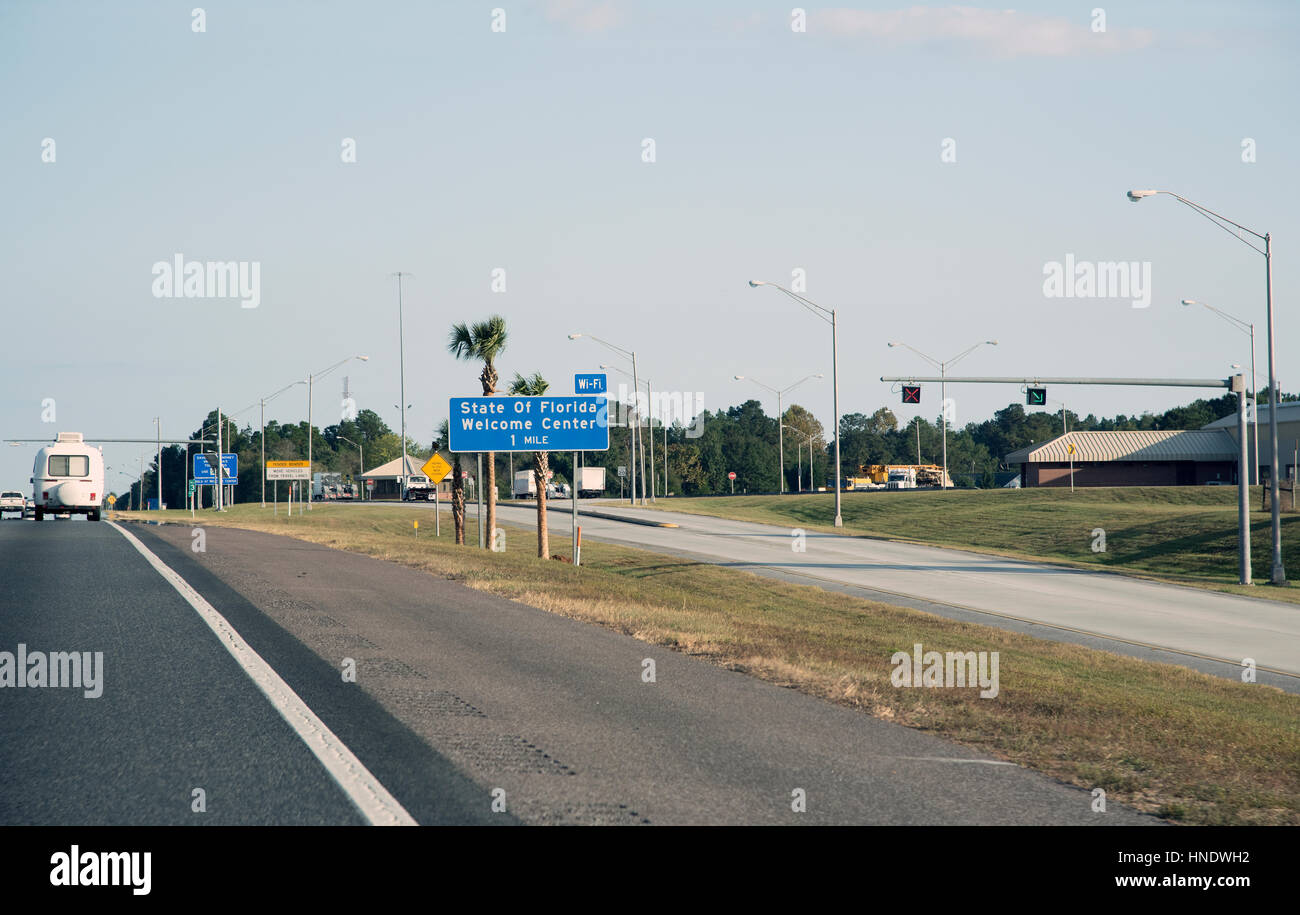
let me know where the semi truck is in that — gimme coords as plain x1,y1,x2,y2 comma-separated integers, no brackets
312,472,359,501
574,466,606,498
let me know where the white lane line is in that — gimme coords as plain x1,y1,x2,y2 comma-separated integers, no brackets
108,521,416,826
894,757,1019,766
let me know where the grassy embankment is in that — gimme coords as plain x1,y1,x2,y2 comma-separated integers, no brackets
116,502,1300,825
633,486,1300,603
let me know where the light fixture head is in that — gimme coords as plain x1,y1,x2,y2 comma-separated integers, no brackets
1127,189,1157,202
747,280,765,287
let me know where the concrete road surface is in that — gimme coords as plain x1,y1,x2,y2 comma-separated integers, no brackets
1,520,1155,825
492,501,1300,684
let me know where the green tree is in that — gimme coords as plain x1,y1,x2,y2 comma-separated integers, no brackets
449,315,509,544
508,371,551,558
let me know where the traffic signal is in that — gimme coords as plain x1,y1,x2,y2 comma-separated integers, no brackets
1027,387,1047,406
902,385,921,404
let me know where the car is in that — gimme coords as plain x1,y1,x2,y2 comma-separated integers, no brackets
0,491,24,519
1204,480,1232,486
23,498,35,519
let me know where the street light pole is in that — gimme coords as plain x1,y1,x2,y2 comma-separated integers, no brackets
736,373,823,493
1129,189,1282,582
392,272,412,501
888,339,997,489
1184,299,1260,486
306,355,368,510
782,423,815,492
260,379,306,507
338,435,363,497
572,333,645,505
154,417,161,509
749,281,843,525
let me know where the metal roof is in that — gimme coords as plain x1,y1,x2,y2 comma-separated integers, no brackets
360,453,439,479
1005,430,1238,464
1202,401,1300,429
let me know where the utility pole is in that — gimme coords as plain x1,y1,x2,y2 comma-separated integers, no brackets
393,272,412,501
154,416,161,509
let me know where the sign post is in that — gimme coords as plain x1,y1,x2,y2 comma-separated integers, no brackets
570,377,606,568
728,470,736,494
450,394,610,553
1066,442,1075,493
421,454,452,538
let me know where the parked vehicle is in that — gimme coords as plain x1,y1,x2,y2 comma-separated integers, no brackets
574,466,606,498
0,491,25,518
513,470,536,499
30,433,105,521
403,474,436,501
312,472,359,501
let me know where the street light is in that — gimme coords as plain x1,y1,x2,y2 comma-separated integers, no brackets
258,379,306,506
782,423,816,491
599,363,662,501
338,435,363,499
1184,299,1259,486
571,333,647,505
1128,188,1283,583
749,280,844,526
307,355,368,509
733,373,823,493
887,339,997,489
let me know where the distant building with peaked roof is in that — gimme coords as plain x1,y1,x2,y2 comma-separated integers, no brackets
1004,430,1239,487
359,452,469,499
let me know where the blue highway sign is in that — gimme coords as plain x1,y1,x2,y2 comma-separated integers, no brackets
574,373,607,395
193,452,238,485
449,396,609,453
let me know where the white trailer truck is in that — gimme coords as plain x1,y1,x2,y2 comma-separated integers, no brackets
512,470,536,499
574,466,606,498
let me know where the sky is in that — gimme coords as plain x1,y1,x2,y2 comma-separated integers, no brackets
2,0,1297,489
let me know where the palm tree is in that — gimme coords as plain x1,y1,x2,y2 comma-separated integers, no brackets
508,371,551,558
436,419,465,544
448,316,508,548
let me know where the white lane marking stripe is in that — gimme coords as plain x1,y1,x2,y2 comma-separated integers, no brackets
108,521,416,826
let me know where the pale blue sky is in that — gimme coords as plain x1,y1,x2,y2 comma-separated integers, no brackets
2,1,1297,485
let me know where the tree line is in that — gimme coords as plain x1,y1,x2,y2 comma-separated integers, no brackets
116,347,1288,512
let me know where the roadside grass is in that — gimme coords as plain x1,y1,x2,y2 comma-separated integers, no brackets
118,503,1300,825
627,487,1300,603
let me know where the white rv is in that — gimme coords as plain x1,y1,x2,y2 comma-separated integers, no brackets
30,433,105,521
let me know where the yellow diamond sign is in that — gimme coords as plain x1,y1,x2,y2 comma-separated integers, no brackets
421,453,453,484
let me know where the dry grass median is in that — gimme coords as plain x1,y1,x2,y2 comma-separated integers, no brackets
119,503,1300,825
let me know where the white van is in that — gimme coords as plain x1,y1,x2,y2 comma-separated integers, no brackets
31,433,105,521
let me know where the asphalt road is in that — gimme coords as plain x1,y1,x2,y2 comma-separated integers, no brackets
0,520,498,826
489,501,1300,682
1,518,1154,825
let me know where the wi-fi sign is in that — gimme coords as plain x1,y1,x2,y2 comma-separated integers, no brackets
902,386,921,404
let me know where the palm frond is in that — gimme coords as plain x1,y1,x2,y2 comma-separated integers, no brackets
508,371,550,397
447,322,475,360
